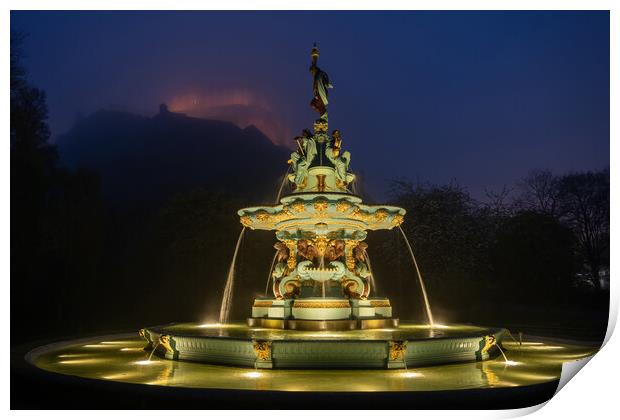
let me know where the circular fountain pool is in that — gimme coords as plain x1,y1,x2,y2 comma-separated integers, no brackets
25,328,597,394
138,322,506,369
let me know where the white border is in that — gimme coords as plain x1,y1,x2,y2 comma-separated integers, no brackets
4,1,617,419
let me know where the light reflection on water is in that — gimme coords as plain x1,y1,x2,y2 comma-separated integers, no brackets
30,332,599,393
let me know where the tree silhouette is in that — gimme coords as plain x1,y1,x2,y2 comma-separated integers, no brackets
558,171,609,289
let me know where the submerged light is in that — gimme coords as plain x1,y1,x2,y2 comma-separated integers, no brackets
400,371,423,378
134,360,156,366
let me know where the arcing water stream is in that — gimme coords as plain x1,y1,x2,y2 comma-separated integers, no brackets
362,249,377,294
264,250,279,296
274,165,292,204
398,226,435,326
218,227,246,323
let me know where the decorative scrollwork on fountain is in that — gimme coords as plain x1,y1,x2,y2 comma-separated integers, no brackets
482,335,497,354
389,340,407,361
344,239,359,271
159,335,174,354
252,340,272,361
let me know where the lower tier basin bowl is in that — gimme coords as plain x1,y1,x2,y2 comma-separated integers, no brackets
141,322,507,369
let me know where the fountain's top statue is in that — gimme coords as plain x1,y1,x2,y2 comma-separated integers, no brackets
238,45,405,234
284,45,355,194
309,43,333,122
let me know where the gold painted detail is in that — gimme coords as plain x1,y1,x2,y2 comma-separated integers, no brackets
252,340,272,361
344,239,359,270
283,239,297,269
253,300,273,307
291,200,306,213
256,211,270,222
270,208,293,224
389,340,407,361
159,335,174,353
342,279,361,299
370,300,391,307
335,179,348,190
316,174,327,192
392,214,405,226
138,328,145,338
313,120,328,133
482,335,497,354
293,300,351,308
314,200,328,213
313,235,329,256
336,200,351,213
374,209,389,222
240,215,252,227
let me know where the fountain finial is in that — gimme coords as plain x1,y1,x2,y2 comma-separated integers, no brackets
309,44,332,123
311,42,320,62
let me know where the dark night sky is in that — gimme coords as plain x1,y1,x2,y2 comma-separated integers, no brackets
11,11,609,200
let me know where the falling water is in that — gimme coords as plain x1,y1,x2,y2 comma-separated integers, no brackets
398,226,435,326
494,343,509,363
362,249,377,294
264,250,279,296
274,165,292,203
148,342,160,361
219,227,246,323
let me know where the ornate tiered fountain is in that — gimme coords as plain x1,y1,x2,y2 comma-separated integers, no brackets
24,48,598,404
139,46,507,370
240,47,404,330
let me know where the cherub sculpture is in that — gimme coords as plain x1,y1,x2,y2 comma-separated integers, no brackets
297,239,318,263
271,242,289,279
353,242,371,278
324,239,345,262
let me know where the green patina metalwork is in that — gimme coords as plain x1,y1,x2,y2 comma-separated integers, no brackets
27,331,598,392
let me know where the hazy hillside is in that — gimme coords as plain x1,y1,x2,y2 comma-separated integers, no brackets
57,105,291,208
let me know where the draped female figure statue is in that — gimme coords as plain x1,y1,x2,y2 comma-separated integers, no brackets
309,44,333,121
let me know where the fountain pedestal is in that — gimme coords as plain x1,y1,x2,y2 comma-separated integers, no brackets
249,297,398,330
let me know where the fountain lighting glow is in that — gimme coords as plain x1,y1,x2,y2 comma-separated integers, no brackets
219,227,246,324
30,334,601,393
265,250,279,296
362,249,377,293
398,226,435,326
59,358,111,365
58,353,93,358
120,347,144,352
198,322,224,328
134,360,157,366
400,372,424,378
274,164,292,203
430,323,450,329
82,344,116,348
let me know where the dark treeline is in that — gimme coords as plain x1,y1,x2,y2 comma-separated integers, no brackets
365,171,609,341
11,35,609,345
10,35,278,345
